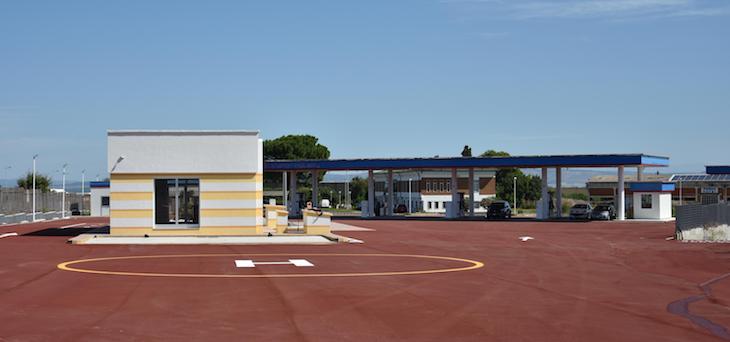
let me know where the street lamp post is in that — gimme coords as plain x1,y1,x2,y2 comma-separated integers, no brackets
513,176,518,214
32,154,38,221
81,169,86,216
61,163,67,218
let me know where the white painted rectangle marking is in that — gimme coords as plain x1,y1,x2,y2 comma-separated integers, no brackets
234,260,255,268
234,259,314,268
60,223,86,229
0,232,18,239
289,259,314,267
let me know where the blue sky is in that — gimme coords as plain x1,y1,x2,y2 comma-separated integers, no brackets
1,0,728,182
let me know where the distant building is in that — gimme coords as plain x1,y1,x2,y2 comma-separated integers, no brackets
90,181,110,217
587,174,672,205
372,170,496,214
586,165,730,207
670,166,730,205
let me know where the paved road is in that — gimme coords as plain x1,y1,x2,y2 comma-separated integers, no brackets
0,218,728,341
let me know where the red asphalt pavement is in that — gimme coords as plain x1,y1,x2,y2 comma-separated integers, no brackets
1,217,729,341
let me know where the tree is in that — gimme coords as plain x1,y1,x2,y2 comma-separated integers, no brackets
263,135,330,161
263,135,331,198
461,145,472,157
349,177,369,208
17,172,52,192
480,150,542,207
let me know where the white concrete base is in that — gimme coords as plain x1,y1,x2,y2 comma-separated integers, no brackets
679,224,730,241
72,235,335,245
330,222,374,231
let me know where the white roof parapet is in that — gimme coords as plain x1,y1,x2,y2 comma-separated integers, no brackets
107,129,262,174
108,130,259,136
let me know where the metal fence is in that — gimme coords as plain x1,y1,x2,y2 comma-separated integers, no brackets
0,187,87,215
0,211,64,225
676,203,730,241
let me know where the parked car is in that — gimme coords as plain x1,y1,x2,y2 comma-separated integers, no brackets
591,204,616,220
487,201,512,219
569,203,593,219
394,204,408,214
69,203,81,216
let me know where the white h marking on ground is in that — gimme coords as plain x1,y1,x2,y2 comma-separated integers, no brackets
234,259,314,268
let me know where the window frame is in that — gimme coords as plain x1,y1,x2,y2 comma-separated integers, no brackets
154,177,200,229
641,194,653,209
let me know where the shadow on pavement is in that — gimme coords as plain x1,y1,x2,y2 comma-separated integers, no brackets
23,226,110,237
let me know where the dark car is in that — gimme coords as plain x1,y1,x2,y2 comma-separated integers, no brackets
487,201,512,219
591,204,616,220
569,203,593,220
394,204,408,214
69,203,81,216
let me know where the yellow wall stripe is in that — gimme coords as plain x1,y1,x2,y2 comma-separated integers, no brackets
200,191,262,200
111,192,153,200
110,209,153,218
201,208,262,217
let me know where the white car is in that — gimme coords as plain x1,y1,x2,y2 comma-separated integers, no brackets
569,203,593,219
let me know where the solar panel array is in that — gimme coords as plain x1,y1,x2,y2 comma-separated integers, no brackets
670,174,730,182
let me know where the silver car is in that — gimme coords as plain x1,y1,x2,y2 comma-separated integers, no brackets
569,203,593,219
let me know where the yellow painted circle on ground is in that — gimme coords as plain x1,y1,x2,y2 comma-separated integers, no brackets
57,253,484,278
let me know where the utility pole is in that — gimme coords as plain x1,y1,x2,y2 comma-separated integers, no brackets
32,154,38,221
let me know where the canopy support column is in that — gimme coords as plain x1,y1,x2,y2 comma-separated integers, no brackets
367,169,375,217
282,171,288,207
450,168,459,218
637,166,644,182
288,171,298,216
468,168,475,217
618,166,625,220
555,168,562,218
539,167,549,219
311,170,319,208
387,170,394,216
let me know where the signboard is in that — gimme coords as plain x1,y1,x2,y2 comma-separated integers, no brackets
701,187,718,194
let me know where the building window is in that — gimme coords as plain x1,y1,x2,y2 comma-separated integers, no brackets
101,196,110,206
428,201,432,209
155,178,200,225
442,201,446,209
426,182,432,192
439,182,444,192
641,194,652,209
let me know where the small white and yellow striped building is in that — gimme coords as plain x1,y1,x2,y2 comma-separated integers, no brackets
107,130,264,236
